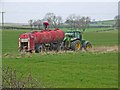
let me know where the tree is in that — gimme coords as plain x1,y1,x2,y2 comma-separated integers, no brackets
44,12,62,28
36,19,42,30
79,16,91,31
65,14,76,29
65,14,91,31
85,16,91,28
32,20,37,29
31,20,42,30
28,19,33,30
54,16,62,28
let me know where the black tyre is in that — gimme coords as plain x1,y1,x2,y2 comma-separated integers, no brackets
35,44,42,53
83,41,92,51
71,40,81,51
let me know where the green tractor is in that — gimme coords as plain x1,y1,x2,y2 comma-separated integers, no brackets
61,31,92,51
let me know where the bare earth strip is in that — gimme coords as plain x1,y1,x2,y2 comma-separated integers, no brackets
3,45,119,58
88,45,119,53
43,45,119,55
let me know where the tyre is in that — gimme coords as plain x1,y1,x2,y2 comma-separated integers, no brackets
71,40,81,51
35,44,42,53
83,41,92,51
54,43,60,52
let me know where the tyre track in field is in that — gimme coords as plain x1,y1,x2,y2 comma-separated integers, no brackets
87,45,119,53
3,45,119,58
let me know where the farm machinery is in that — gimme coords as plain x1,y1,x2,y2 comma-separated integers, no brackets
61,31,92,51
19,22,92,53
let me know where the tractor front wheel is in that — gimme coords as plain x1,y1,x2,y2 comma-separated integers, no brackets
83,42,92,51
71,40,81,51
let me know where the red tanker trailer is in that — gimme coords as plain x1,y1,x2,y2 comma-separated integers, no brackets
19,22,65,53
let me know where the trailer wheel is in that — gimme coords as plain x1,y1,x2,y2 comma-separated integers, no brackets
54,43,60,52
35,44,42,53
83,41,92,51
71,40,81,51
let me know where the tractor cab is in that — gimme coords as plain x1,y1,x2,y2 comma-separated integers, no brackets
65,31,82,41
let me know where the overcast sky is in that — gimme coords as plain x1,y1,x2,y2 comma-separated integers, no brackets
0,1,118,23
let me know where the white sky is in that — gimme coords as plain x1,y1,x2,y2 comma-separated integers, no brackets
0,1,119,23
1,0,119,2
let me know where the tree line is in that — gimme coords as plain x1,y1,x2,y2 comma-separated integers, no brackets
28,12,91,31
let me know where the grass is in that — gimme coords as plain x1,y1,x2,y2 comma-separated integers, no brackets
2,28,118,88
83,30,118,46
96,20,115,25
3,52,118,88
2,30,30,53
90,20,115,27
62,27,116,32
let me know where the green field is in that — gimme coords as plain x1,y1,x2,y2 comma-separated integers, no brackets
89,20,115,27
2,28,118,88
3,52,118,88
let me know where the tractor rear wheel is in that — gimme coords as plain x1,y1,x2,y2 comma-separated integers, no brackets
71,40,81,51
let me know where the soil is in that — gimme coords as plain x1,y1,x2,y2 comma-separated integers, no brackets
87,45,118,53
3,45,119,58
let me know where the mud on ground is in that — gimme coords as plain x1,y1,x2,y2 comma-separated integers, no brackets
87,45,119,53
2,45,119,58
40,45,119,55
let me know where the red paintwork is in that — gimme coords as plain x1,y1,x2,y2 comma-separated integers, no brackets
29,33,34,50
19,28,65,51
43,21,49,26
19,33,29,38
19,33,35,51
32,29,65,43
